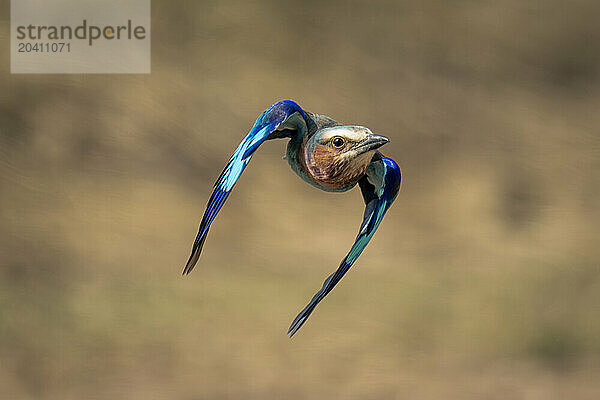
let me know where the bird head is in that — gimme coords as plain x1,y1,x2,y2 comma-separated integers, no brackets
302,126,389,191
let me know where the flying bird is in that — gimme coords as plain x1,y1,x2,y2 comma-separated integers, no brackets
182,100,401,336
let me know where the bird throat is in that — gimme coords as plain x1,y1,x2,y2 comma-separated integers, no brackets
293,140,371,192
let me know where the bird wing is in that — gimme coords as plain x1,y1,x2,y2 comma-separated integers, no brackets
183,100,307,275
288,155,401,337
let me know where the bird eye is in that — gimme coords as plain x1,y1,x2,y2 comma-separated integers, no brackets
331,136,345,149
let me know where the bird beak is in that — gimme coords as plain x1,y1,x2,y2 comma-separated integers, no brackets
356,134,389,154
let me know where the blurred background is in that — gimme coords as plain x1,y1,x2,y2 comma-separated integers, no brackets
1,0,600,398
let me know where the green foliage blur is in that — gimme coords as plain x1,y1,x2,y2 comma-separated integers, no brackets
1,0,599,398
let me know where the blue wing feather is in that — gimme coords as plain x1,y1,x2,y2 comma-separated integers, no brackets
183,100,306,274
288,156,401,336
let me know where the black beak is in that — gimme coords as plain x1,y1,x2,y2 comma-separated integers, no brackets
357,134,389,154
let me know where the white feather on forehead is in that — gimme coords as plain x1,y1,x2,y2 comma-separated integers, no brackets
317,126,372,142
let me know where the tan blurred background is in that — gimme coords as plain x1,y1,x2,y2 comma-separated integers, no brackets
1,0,600,399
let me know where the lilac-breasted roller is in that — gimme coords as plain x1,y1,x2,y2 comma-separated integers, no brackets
182,100,401,337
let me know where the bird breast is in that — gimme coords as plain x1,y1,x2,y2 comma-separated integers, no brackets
299,143,371,191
